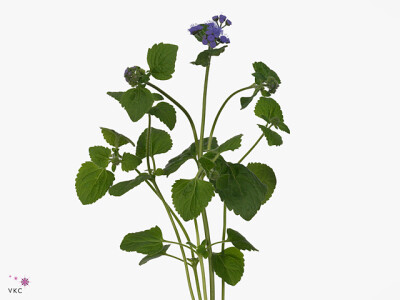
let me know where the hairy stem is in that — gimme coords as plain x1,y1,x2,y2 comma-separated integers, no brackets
147,82,199,147
238,133,264,164
221,204,227,300
195,218,208,300
198,57,215,300
151,180,196,300
207,85,254,150
164,253,191,265
163,240,193,251
146,115,152,174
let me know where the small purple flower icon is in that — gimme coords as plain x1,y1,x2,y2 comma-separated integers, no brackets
21,277,29,287
14,276,18,280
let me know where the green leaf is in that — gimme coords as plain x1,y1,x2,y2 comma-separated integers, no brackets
147,43,178,80
212,247,244,286
252,62,281,93
199,156,215,173
197,240,209,258
240,96,254,109
192,46,227,67
139,244,170,266
121,153,142,172
258,125,283,146
261,89,271,97
277,122,290,134
120,86,154,122
120,226,163,254
215,134,243,154
109,173,151,196
89,146,111,168
247,163,277,203
100,127,134,147
254,97,284,125
152,93,164,101
172,179,215,221
75,162,115,205
163,137,218,176
227,228,258,251
211,158,267,221
107,91,124,102
136,127,173,159
149,102,177,130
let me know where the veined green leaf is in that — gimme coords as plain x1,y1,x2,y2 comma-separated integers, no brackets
136,127,173,159
75,161,115,205
89,146,111,168
120,226,163,254
212,247,244,286
215,134,243,154
109,173,151,196
147,43,178,80
227,228,258,251
149,102,177,130
254,97,283,124
192,46,227,67
172,178,215,221
121,153,142,172
107,91,124,102
139,244,170,266
247,163,276,203
258,125,283,146
121,86,154,122
211,157,267,221
199,156,215,173
252,61,281,93
152,93,164,101
163,137,218,176
108,174,149,197
100,127,134,147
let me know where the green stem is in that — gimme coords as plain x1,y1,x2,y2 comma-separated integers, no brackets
238,133,264,164
146,114,152,174
164,253,191,265
199,60,211,157
207,85,254,150
195,218,208,300
210,240,229,247
193,265,203,300
198,57,215,300
163,240,193,251
201,210,215,300
151,180,196,300
144,117,195,299
147,82,199,147
221,204,227,300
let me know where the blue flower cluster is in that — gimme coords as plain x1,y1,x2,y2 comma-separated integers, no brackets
189,14,232,49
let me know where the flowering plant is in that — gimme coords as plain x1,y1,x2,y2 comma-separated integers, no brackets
75,14,289,300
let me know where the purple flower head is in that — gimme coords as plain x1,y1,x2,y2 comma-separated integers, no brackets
188,24,203,35
220,35,228,43
189,16,232,47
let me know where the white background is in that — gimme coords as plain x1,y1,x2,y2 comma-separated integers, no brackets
1,0,399,299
